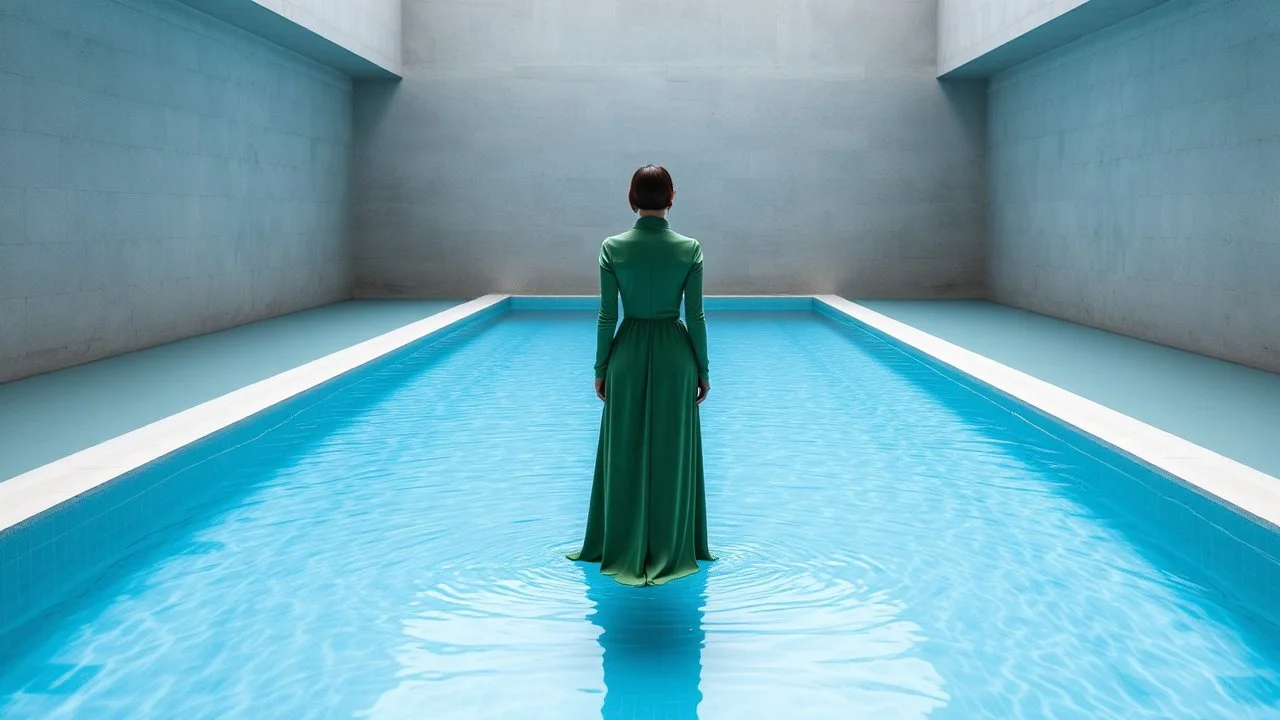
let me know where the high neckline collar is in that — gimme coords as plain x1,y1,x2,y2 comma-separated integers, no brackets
634,215,669,230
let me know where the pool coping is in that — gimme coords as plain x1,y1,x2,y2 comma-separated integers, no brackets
0,295,508,534
813,295,1280,532
2,293,1276,537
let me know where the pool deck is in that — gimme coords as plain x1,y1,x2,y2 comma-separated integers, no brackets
0,300,461,482
1,298,1278,483
861,301,1280,481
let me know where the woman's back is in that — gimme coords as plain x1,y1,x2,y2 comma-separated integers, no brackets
602,216,702,320
569,165,714,587
595,215,709,384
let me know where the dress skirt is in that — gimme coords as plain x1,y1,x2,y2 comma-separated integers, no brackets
569,317,714,586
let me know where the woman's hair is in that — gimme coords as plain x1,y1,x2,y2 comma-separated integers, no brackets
628,165,674,211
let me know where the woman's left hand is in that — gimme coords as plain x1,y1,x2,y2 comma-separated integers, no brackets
594,377,606,402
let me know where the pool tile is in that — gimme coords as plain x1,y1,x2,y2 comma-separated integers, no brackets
0,304,506,646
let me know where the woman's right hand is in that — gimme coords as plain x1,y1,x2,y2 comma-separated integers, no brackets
696,378,711,405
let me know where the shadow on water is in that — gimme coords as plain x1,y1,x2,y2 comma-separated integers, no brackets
584,568,708,720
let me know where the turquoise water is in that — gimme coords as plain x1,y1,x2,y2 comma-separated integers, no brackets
1,309,1278,718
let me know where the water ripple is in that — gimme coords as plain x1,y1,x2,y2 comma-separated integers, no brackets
0,310,1277,719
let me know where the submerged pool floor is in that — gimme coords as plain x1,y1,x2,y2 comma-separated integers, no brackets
1,310,1278,718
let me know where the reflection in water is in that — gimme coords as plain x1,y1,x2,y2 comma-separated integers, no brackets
585,569,708,719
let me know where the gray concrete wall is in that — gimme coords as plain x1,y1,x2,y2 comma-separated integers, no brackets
353,0,988,299
0,0,353,382
938,0,1170,78
176,0,402,77
243,0,402,75
988,0,1280,372
939,0,1092,75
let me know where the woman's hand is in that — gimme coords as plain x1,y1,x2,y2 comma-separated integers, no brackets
595,377,606,402
696,378,711,405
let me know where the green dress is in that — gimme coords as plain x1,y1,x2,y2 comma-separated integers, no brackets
568,215,714,586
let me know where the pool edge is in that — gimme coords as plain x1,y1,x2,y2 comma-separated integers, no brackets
0,294,511,534
0,294,814,534
814,294,1280,533
6,292,1276,536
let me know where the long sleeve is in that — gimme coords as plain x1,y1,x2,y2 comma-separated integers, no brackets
684,244,709,381
593,244,619,379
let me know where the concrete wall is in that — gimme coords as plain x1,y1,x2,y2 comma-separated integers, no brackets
353,0,988,298
988,0,1280,372
249,0,401,75
176,0,402,77
0,0,353,382
939,0,1090,75
938,0,1171,78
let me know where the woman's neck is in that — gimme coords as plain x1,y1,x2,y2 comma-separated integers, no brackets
637,209,667,218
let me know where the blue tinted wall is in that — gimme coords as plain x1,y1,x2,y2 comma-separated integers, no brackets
0,0,353,382
988,0,1280,371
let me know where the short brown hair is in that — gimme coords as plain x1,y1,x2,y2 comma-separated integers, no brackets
628,165,674,211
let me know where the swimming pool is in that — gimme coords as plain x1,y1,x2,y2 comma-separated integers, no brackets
1,299,1278,718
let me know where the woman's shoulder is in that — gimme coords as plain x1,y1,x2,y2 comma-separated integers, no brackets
668,231,701,258
602,228,700,253
599,233,624,254
668,229,699,244
652,227,699,250
601,229,636,246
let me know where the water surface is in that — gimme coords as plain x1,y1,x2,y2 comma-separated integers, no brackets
1,310,1277,718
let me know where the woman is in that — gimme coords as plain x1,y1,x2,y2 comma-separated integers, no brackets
568,165,715,587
